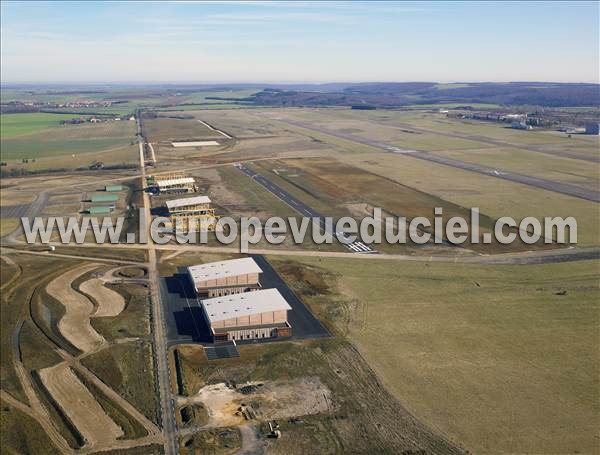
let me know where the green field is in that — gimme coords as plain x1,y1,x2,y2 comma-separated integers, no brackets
271,256,600,455
1,118,138,172
1,113,86,138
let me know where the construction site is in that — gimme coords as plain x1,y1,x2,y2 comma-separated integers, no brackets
148,173,197,195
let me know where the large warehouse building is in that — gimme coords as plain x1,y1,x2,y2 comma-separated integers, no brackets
201,288,292,342
166,195,218,231
187,257,262,297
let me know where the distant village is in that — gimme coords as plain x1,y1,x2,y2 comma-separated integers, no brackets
59,115,136,125
0,99,127,114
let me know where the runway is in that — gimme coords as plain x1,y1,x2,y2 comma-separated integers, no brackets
274,117,600,203
235,162,376,253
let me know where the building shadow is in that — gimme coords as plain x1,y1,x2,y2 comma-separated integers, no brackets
172,306,212,342
150,206,169,217
164,273,196,298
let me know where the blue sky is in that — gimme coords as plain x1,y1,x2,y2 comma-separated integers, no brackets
1,1,598,83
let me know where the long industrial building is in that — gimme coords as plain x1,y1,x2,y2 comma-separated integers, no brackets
188,257,262,297
150,173,196,194
166,195,218,231
201,288,292,342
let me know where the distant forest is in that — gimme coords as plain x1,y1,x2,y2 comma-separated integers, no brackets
233,82,600,108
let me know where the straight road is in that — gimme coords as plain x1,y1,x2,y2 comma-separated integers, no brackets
137,112,178,455
235,163,376,253
5,240,599,265
273,117,600,203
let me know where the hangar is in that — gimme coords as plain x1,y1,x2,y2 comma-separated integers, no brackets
166,195,218,231
150,173,196,194
188,257,262,297
201,288,292,342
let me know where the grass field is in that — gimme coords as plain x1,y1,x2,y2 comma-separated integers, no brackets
180,428,241,455
435,146,599,190
270,255,600,455
89,282,150,341
342,151,600,247
0,402,62,454
143,114,223,143
81,341,159,424
1,120,137,161
251,157,554,253
0,218,20,237
1,117,138,172
1,113,86,138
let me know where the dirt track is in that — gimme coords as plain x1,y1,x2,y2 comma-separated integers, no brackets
38,362,124,449
45,264,105,354
80,277,126,317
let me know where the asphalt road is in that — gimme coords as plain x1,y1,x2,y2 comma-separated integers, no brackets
251,254,330,340
275,117,600,203
474,247,600,265
137,113,178,455
3,190,49,243
1,203,31,219
235,162,376,253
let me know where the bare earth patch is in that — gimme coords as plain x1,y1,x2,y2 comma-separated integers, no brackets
180,377,331,428
38,362,123,449
79,277,126,317
45,264,105,353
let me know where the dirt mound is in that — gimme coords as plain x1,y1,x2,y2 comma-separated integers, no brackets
80,278,125,317
46,264,105,353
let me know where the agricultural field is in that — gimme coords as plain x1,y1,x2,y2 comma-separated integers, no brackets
1,116,138,171
1,113,86,137
269,255,600,455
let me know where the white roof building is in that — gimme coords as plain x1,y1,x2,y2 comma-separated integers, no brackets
156,177,195,188
166,195,211,211
188,257,262,284
201,288,291,325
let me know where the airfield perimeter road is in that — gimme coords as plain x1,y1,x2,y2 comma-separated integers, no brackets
136,113,178,455
270,117,600,203
9,242,597,266
235,163,375,253
2,190,49,244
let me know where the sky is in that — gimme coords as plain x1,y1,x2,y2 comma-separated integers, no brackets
1,1,598,84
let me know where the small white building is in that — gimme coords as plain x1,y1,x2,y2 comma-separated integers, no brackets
201,288,292,342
